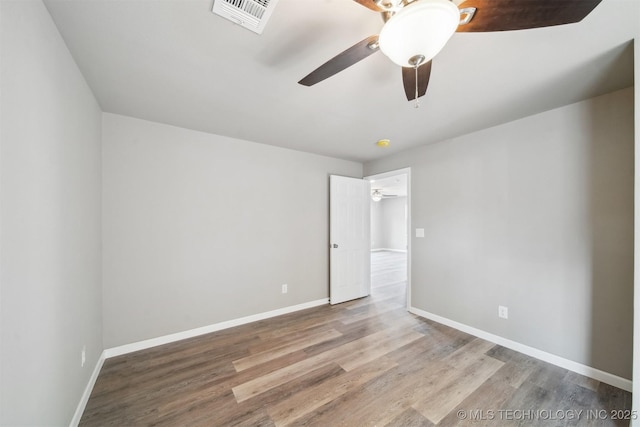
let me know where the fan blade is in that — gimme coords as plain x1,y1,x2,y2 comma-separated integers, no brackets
402,61,431,101
456,0,603,32
353,0,383,12
298,35,380,86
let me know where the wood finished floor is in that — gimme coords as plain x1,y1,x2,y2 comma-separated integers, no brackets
371,250,407,290
81,251,631,426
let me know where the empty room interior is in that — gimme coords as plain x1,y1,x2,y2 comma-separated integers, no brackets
1,0,639,425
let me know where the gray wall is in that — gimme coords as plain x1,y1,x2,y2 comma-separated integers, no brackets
634,37,640,420
102,114,362,347
365,87,634,379
0,1,103,425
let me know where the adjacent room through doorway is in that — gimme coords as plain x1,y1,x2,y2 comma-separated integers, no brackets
367,171,409,307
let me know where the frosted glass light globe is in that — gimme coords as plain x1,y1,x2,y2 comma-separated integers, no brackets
378,0,460,68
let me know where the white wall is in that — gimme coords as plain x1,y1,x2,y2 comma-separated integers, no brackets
0,1,103,425
371,197,407,251
365,87,634,380
102,114,362,347
370,200,383,250
380,197,407,251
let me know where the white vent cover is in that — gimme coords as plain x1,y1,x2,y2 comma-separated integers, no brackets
212,0,281,34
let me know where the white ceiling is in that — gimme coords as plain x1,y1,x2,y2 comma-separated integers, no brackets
43,0,636,163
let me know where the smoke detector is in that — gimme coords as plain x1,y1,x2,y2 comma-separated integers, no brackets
212,0,281,34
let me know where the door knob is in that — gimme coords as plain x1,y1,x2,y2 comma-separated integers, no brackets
332,244,339,248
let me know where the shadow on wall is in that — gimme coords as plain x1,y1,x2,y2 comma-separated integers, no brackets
587,87,634,381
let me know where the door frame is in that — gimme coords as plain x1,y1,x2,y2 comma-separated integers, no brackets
364,167,411,310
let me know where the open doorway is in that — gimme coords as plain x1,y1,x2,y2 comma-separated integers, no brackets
365,169,410,308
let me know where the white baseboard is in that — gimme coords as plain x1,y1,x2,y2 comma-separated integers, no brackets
371,248,407,253
73,299,328,424
409,307,632,393
104,298,329,358
69,350,106,427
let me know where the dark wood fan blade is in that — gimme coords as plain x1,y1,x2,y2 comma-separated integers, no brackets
353,0,383,12
456,0,603,32
402,61,432,101
298,35,380,86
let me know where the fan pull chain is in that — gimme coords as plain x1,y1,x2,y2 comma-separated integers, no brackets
408,55,424,109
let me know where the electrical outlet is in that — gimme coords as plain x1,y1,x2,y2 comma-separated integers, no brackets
81,345,86,367
498,306,508,319
282,284,288,294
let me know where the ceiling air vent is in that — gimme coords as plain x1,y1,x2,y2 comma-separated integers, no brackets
212,0,281,34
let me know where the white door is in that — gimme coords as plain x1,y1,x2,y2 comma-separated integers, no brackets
330,175,371,304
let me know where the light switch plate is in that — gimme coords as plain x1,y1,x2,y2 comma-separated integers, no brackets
416,228,425,238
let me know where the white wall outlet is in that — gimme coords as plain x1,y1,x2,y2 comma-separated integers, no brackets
281,284,288,294
81,345,86,367
498,305,508,319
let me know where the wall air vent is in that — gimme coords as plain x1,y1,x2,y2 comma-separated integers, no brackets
212,0,281,34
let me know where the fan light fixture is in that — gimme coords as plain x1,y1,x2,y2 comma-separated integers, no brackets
371,189,383,202
378,0,460,68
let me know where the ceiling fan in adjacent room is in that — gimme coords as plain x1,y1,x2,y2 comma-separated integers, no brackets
371,189,398,201
298,0,603,104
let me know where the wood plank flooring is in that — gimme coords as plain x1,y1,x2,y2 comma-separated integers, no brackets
371,250,407,290
80,251,631,426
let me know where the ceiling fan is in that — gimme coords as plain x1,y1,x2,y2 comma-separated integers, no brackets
298,0,603,103
371,189,399,201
